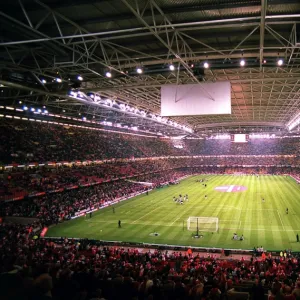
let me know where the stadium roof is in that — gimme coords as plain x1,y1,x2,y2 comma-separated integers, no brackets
1,0,300,135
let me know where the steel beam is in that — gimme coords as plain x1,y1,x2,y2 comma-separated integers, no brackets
53,14,66,44
35,11,51,30
2,15,300,47
18,0,33,28
0,11,126,77
83,75,300,92
227,26,259,58
121,0,215,100
195,121,285,129
259,0,267,70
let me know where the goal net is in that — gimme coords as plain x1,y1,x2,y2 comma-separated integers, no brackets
187,217,219,232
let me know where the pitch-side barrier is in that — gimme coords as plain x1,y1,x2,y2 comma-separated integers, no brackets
43,235,253,257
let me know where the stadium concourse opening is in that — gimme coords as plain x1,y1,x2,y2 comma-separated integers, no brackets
1,0,300,298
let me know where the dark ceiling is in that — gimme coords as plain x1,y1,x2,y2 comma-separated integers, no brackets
1,0,300,135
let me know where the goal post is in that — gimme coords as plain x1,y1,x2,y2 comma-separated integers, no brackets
187,217,219,232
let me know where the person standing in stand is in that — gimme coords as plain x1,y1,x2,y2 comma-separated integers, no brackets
118,220,121,228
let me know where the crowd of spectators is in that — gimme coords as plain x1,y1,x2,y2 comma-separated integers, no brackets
1,119,299,165
172,156,300,167
0,180,147,225
2,164,299,225
1,120,300,299
126,137,185,157
0,120,185,164
134,170,189,187
1,157,299,201
0,170,191,225
0,160,176,200
185,138,300,157
1,221,300,299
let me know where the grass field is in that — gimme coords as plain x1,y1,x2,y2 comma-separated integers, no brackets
46,175,300,251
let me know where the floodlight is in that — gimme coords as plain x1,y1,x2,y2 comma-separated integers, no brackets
203,62,209,69
30,107,35,112
55,78,62,83
69,91,74,97
77,75,83,81
169,64,175,71
41,79,47,84
105,71,112,78
240,59,246,67
136,67,143,74
23,106,28,110
19,101,22,104
277,59,283,66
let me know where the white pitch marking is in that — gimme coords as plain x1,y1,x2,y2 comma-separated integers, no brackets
132,206,160,224
227,185,235,192
277,210,285,230
84,220,298,232
230,227,297,232
243,208,276,211
170,217,180,226
215,186,228,190
86,219,176,227
220,220,241,225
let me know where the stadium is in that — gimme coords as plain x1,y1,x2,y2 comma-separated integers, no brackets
0,0,300,299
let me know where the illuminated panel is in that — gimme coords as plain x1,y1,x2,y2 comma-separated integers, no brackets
231,134,248,143
161,82,231,116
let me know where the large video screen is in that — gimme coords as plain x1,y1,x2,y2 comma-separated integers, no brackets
231,134,249,143
161,82,231,116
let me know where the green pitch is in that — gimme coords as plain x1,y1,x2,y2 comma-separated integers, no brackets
46,175,300,251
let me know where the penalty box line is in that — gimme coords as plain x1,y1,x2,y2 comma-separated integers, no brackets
85,219,182,227
86,218,241,228
225,227,299,232
132,206,161,224
195,205,277,212
219,219,242,229
277,210,285,230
